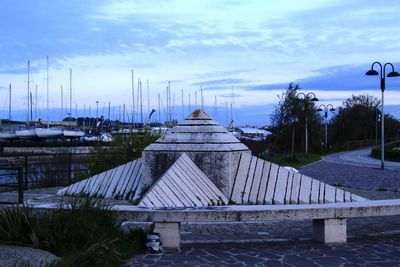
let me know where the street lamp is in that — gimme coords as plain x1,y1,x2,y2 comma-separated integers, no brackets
317,104,335,150
296,92,319,154
365,62,400,169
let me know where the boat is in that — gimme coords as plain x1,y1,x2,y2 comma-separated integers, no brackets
63,129,85,138
16,128,37,139
35,128,63,138
0,131,18,140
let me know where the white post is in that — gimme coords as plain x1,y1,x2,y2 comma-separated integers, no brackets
381,90,385,169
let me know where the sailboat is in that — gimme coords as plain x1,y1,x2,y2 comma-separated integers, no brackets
35,57,63,138
16,61,37,139
0,84,18,140
63,68,85,138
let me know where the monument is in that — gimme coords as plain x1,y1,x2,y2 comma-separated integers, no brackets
58,109,366,207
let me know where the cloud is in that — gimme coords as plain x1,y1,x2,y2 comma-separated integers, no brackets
243,63,400,91
192,78,250,87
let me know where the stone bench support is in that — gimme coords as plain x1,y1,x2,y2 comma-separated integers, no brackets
153,222,181,249
313,218,347,243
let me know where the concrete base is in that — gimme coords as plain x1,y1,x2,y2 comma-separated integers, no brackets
313,218,347,243
153,222,181,249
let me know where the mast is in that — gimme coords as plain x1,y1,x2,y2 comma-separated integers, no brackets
69,68,72,124
46,56,49,126
195,90,197,108
61,85,63,120
30,92,33,122
35,85,38,120
123,103,126,123
168,81,171,122
27,61,30,126
132,69,135,128
157,93,161,124
140,80,143,124
200,84,204,110
181,89,184,119
188,93,191,113
147,79,150,114
108,101,111,120
8,84,11,120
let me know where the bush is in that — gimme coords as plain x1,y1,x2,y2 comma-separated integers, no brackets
371,141,400,162
0,198,146,266
87,132,160,177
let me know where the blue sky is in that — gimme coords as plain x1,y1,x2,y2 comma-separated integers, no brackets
1,0,400,126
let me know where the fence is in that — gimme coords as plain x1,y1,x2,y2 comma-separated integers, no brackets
0,152,132,204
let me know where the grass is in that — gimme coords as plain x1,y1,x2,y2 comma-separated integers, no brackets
0,198,146,266
269,153,322,169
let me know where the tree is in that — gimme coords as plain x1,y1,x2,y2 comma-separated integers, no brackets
329,94,400,149
268,83,323,154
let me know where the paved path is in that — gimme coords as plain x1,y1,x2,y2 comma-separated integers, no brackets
125,149,400,266
323,147,400,170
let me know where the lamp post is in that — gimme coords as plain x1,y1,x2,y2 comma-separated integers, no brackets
365,62,400,170
375,107,381,147
296,92,319,154
96,101,99,128
317,104,335,150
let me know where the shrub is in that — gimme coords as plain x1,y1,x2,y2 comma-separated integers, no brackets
371,141,400,162
0,198,146,266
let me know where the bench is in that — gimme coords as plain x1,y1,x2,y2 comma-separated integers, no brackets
110,199,400,249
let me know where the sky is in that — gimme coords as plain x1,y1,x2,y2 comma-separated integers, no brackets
1,0,400,126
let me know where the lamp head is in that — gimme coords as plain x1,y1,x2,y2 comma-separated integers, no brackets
329,108,336,112
317,108,322,112
311,97,319,101
387,71,400,77
365,69,379,76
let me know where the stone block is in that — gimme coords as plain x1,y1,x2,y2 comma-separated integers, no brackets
153,222,181,249
313,218,347,243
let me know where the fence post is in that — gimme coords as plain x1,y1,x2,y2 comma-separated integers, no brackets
18,167,24,204
68,153,72,185
24,155,28,189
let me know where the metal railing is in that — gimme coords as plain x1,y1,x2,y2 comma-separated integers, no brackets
0,152,133,204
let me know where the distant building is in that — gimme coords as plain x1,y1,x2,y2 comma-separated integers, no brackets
237,127,271,141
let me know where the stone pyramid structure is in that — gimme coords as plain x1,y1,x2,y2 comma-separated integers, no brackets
139,153,228,208
57,109,366,206
57,158,143,201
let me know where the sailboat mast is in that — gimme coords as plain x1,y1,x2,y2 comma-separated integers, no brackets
188,93,191,113
61,85,63,120
140,80,143,124
30,92,33,122
8,84,11,120
69,69,72,122
131,70,135,127
181,89,184,119
27,61,30,126
200,84,204,110
157,93,161,124
147,80,150,114
46,56,49,126
35,85,38,120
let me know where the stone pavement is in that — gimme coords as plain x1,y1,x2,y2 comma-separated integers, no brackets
124,153,400,266
125,235,400,267
323,147,400,171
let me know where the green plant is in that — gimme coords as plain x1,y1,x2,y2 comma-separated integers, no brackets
0,207,32,246
0,198,146,266
87,132,160,177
